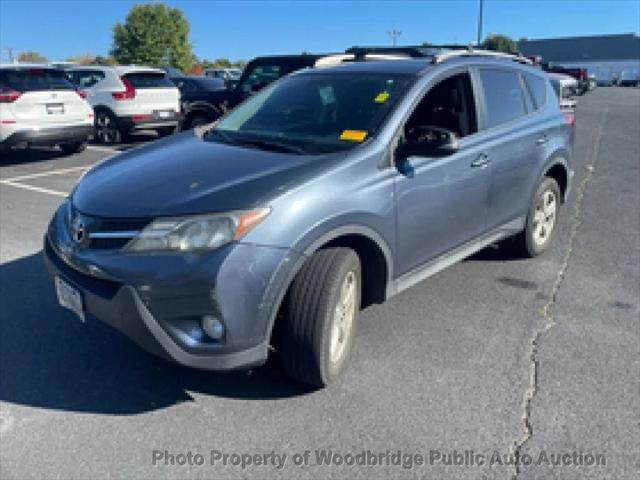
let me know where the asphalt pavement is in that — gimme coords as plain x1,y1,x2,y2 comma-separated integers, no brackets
0,89,638,480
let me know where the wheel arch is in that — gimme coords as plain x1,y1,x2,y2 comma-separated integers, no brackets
541,149,571,203
266,225,393,346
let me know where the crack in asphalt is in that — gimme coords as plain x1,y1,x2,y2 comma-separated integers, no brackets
509,109,608,480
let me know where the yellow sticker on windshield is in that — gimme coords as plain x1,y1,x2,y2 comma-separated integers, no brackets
374,91,390,103
340,130,368,142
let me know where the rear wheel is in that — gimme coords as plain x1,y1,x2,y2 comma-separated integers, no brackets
515,177,561,257
279,248,361,386
59,140,87,155
94,111,122,144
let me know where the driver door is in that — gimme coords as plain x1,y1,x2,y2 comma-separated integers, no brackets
394,70,492,276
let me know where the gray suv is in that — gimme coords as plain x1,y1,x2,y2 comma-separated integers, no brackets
45,51,574,386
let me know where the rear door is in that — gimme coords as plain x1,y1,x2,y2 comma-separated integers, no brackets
0,68,87,126
475,68,544,230
123,71,180,114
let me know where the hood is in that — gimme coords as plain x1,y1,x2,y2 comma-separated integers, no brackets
73,131,333,218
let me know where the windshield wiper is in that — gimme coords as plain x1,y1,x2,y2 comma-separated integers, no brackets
233,137,307,155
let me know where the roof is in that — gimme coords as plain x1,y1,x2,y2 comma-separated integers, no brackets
518,34,640,62
303,58,433,75
0,63,55,69
65,65,165,74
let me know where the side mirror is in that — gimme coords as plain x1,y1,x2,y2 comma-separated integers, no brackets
397,127,459,159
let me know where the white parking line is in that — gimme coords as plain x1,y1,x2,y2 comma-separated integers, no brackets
87,145,119,153
0,179,68,198
1,165,89,183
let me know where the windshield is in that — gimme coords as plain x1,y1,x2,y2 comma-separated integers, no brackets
205,72,413,155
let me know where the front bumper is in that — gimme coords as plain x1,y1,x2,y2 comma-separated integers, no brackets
1,124,94,147
44,205,302,370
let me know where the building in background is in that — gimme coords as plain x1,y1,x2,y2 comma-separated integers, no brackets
519,34,640,85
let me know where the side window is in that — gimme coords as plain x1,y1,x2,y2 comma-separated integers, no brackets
404,71,478,141
523,73,547,110
76,70,105,89
478,69,527,128
240,64,283,94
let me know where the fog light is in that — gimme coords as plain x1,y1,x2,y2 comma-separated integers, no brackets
201,315,224,340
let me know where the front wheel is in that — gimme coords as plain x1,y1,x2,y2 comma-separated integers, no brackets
515,177,561,257
279,248,361,386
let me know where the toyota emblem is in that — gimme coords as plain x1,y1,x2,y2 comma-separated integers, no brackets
71,216,86,244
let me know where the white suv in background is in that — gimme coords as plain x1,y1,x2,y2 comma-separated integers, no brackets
0,64,94,154
65,66,180,144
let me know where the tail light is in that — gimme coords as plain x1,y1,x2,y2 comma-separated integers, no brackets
0,88,21,103
112,77,136,100
563,112,575,128
76,89,87,99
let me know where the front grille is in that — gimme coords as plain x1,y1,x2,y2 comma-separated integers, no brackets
70,206,150,250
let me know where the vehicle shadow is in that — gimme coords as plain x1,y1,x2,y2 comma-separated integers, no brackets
466,240,527,262
0,147,69,167
0,252,314,415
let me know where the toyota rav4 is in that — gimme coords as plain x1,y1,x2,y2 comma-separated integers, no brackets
45,51,574,386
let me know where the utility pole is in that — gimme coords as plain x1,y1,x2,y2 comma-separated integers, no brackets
387,29,402,47
3,47,17,63
476,0,484,46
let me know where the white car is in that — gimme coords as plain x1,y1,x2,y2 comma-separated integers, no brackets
65,65,180,144
548,72,578,111
0,64,94,154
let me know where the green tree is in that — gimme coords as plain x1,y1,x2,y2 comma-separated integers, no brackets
17,51,48,63
111,3,193,70
66,53,97,65
481,34,518,54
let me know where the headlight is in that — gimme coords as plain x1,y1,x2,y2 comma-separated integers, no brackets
125,208,270,252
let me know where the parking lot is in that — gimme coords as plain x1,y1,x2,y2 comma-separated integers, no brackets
0,87,638,479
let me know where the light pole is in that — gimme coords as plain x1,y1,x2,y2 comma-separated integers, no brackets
387,29,402,47
477,0,484,46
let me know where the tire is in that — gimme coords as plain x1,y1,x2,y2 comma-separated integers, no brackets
515,177,561,257
94,110,122,144
59,140,87,155
279,248,361,386
156,126,176,137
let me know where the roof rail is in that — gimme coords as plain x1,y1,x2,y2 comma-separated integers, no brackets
346,44,533,65
432,47,533,65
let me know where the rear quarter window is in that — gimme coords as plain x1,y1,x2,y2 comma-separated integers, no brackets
523,73,547,110
478,69,527,128
68,70,105,89
123,72,174,88
0,69,74,91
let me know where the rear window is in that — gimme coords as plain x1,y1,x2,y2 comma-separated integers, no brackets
0,68,75,92
523,73,547,110
478,69,527,128
123,72,174,88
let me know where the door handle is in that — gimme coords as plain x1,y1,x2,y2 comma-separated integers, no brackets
536,135,548,145
470,154,490,168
